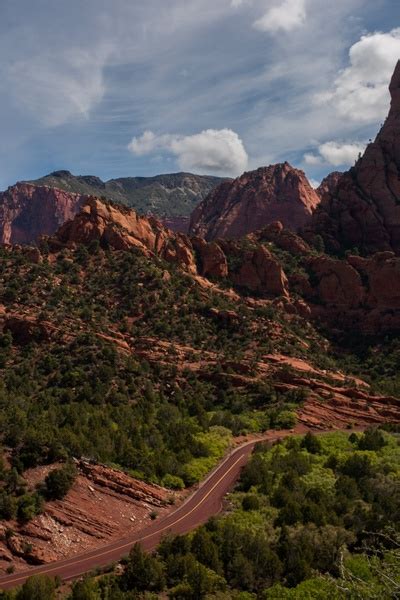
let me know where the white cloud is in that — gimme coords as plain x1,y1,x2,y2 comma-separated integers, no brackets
316,28,400,123
304,141,366,167
8,45,112,127
304,153,323,166
128,128,248,176
254,0,306,33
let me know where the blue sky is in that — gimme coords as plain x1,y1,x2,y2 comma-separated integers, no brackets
0,0,400,190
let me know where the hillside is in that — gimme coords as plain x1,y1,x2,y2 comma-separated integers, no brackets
26,171,225,221
0,194,398,578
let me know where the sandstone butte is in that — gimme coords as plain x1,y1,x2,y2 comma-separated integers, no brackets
189,162,321,240
312,59,400,255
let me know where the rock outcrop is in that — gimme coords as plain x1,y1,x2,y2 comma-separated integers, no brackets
52,197,291,299
53,197,198,275
0,183,85,244
316,172,343,199
230,245,289,298
189,162,321,240
312,61,400,255
253,221,312,255
0,461,174,573
191,237,228,279
292,250,400,333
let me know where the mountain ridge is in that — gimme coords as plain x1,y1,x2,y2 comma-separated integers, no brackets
26,170,226,221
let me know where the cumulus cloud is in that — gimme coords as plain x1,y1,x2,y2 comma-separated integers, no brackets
254,0,306,33
128,128,248,176
8,45,112,127
316,28,400,123
303,153,323,166
304,141,366,167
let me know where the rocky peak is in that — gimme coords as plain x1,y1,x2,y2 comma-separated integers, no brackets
389,59,400,111
311,61,400,255
316,172,343,199
189,162,320,241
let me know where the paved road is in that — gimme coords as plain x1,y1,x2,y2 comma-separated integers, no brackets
0,429,312,590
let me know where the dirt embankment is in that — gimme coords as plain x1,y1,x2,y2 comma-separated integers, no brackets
0,461,180,574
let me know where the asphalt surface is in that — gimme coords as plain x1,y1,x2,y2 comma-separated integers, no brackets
0,435,265,590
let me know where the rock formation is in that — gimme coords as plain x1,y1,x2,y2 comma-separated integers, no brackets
53,197,198,275
316,172,343,199
312,60,400,255
230,245,289,298
49,197,293,300
292,250,400,333
189,162,321,240
0,183,85,244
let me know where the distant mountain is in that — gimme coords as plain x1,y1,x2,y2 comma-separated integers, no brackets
26,171,226,224
189,162,320,240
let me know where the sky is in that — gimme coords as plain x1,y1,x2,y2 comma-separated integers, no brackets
0,0,400,190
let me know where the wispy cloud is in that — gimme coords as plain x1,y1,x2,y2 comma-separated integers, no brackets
254,0,307,33
0,0,399,188
8,45,113,126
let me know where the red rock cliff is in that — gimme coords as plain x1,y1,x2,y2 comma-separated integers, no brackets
0,183,85,244
312,61,400,255
189,162,320,240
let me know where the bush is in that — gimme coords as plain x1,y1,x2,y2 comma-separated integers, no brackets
45,463,77,500
358,428,386,451
162,474,185,490
242,494,261,511
341,454,373,481
301,432,322,455
16,575,56,600
274,411,297,429
120,543,165,592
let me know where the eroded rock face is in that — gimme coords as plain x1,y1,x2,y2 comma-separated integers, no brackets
289,248,400,333
347,252,400,310
54,197,198,274
232,246,289,298
312,61,400,255
191,237,228,278
52,198,291,299
189,163,321,240
253,221,312,255
0,184,85,244
307,256,365,308
316,172,343,199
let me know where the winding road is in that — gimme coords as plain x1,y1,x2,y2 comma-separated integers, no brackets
0,427,319,590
